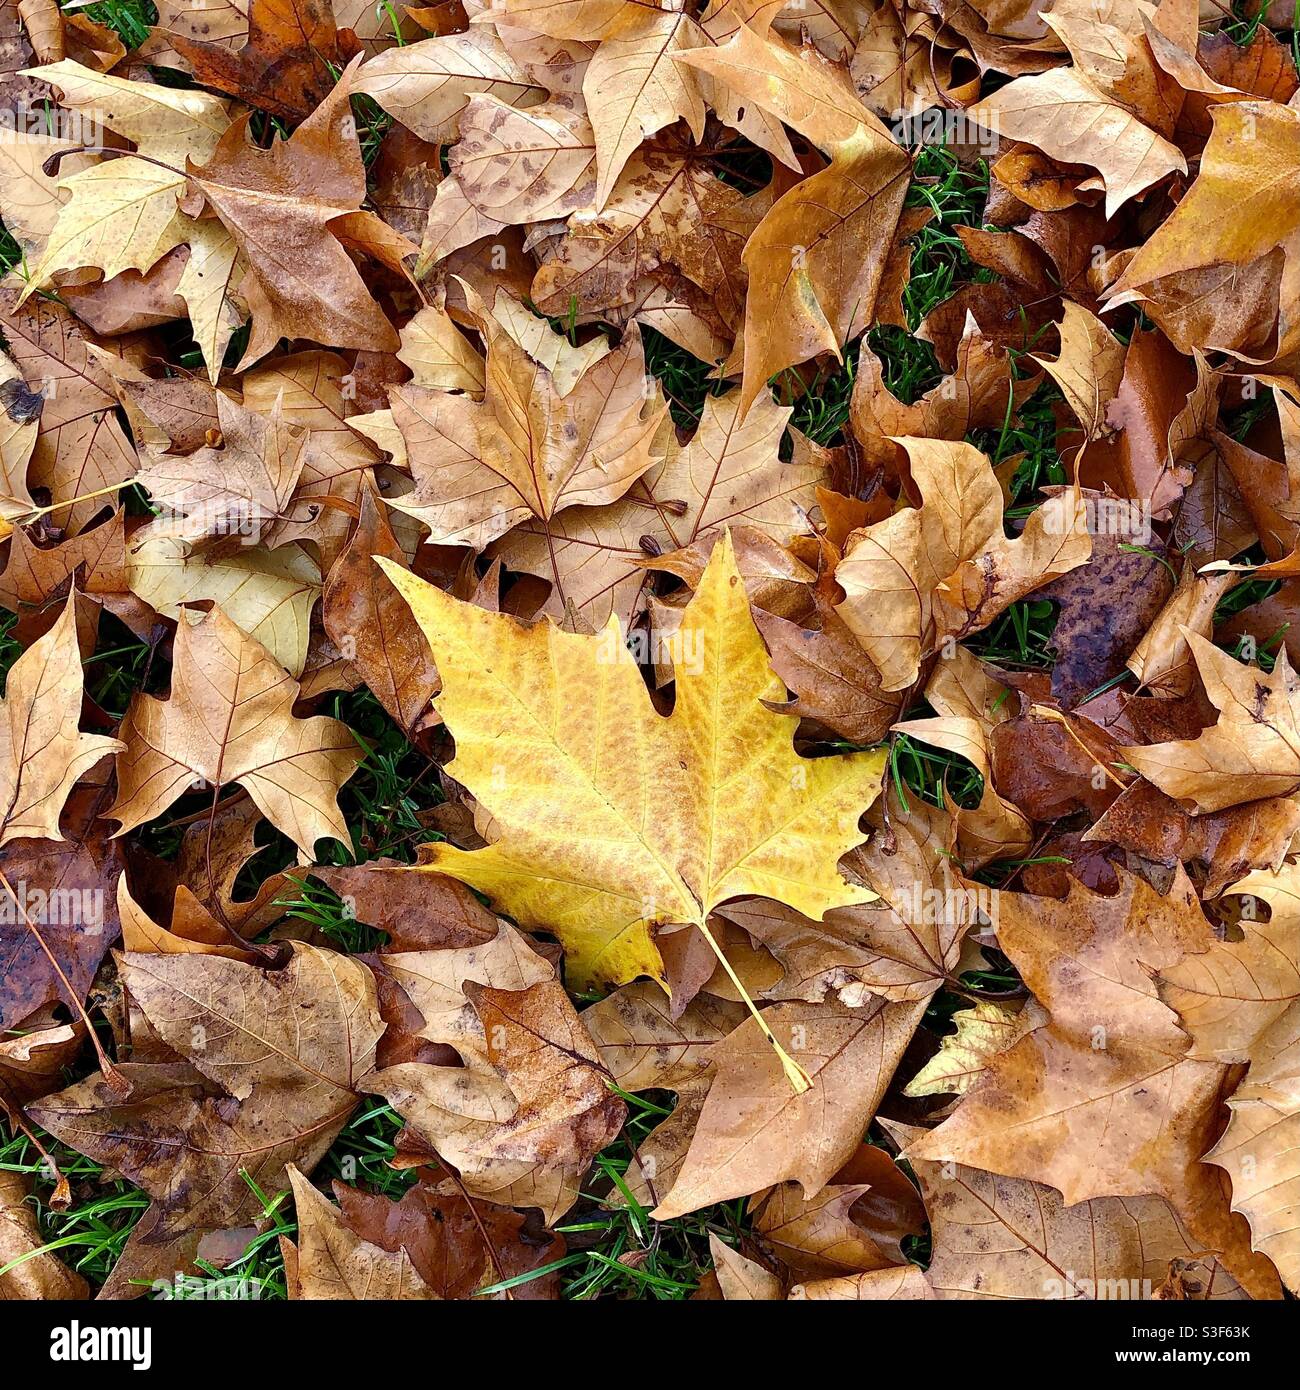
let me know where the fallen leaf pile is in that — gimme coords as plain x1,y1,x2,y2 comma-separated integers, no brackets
3,0,1300,1305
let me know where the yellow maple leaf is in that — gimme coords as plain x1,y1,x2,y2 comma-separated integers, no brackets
903,999,1023,1099
377,530,887,1087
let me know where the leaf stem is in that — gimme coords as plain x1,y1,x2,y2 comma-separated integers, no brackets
690,917,811,1094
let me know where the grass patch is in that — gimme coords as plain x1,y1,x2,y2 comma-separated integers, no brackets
556,1088,751,1300
77,0,156,48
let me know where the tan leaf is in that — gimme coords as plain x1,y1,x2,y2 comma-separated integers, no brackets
239,349,383,565
1111,102,1300,354
419,95,594,270
0,346,38,524
19,61,233,299
969,65,1186,218
789,1265,935,1300
126,521,321,677
27,158,191,289
907,870,1283,1300
1129,571,1232,707
1159,863,1300,1292
176,217,242,384
365,959,625,1223
388,286,667,549
116,873,261,962
651,995,925,1219
31,942,384,1271
892,648,1033,866
752,1168,906,1280
0,1170,87,1299
491,389,823,625
709,1233,783,1300
737,126,909,414
187,61,399,369
397,303,485,394
898,1129,1246,1301
0,511,144,639
837,439,1088,693
528,145,755,327
677,18,885,152
0,126,93,261
1032,301,1127,442
23,58,232,160
582,980,746,1204
0,282,135,535
107,604,361,855
134,393,307,544
0,591,121,848
354,27,542,142
283,1166,438,1300
1162,863,1300,1065
1123,634,1300,812
585,8,706,209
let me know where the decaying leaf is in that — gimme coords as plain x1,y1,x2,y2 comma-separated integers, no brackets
0,1169,87,1299
895,1126,1246,1301
386,285,668,551
31,942,384,1291
184,59,399,368
0,282,136,534
108,604,361,854
903,999,1024,1099
0,591,121,848
651,995,925,1219
907,870,1283,1299
364,926,625,1222
835,438,1090,691
1124,636,1300,813
1160,863,1300,1293
282,1165,438,1300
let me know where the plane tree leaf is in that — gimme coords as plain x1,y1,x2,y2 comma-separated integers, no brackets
107,604,361,855
374,530,887,1008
